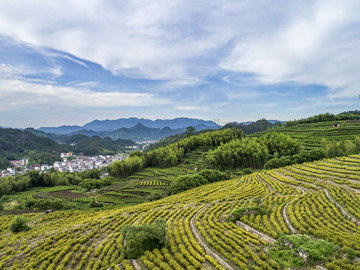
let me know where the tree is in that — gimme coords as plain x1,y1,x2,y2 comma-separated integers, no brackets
121,219,166,259
10,216,30,233
185,126,196,135
199,169,227,183
170,174,207,194
89,199,103,208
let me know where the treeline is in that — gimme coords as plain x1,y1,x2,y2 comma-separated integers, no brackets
108,129,244,178
221,119,283,135
286,111,360,126
69,136,136,156
265,137,360,169
144,127,211,152
206,133,301,169
0,169,102,197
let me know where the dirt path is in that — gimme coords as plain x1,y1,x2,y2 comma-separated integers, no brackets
190,204,235,270
300,164,360,183
132,259,142,270
266,172,306,234
275,170,360,226
235,220,276,244
285,167,360,193
323,189,360,225
282,198,298,234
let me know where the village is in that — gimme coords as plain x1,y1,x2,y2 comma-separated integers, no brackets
0,152,126,177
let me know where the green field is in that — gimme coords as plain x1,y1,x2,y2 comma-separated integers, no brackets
0,185,91,210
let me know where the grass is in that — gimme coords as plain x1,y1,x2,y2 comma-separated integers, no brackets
269,235,339,267
73,197,92,203
97,195,124,204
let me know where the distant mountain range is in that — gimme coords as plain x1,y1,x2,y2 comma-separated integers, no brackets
38,117,220,142
37,117,288,142
39,117,220,134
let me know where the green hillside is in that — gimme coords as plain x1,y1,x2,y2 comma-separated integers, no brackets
251,120,360,149
1,154,360,269
0,129,66,168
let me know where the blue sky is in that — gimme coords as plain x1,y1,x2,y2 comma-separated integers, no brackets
0,0,359,128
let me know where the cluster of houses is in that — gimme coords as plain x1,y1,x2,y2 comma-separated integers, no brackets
0,153,126,177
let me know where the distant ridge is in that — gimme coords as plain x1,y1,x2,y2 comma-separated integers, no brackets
39,117,220,134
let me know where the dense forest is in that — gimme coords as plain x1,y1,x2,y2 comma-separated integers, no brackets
0,129,65,168
0,169,106,197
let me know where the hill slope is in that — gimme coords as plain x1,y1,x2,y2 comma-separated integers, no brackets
251,120,360,149
1,154,360,269
0,128,66,167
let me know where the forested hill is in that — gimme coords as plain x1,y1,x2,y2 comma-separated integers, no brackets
285,110,360,126
0,128,137,168
221,119,283,135
145,119,283,152
0,128,65,168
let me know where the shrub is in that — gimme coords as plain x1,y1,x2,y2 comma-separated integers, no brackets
89,199,103,208
345,248,356,260
10,216,30,233
121,219,166,259
170,174,207,194
198,169,227,183
149,194,162,201
25,198,72,210
269,235,339,267
80,177,113,191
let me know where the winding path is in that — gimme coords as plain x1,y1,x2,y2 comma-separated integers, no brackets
190,204,235,270
235,220,276,244
256,175,274,203
323,189,360,225
266,172,306,234
275,170,360,226
132,259,142,270
282,198,298,234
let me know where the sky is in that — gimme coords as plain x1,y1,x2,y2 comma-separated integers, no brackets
0,0,360,128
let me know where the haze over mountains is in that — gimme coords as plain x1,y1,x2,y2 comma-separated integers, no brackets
38,117,221,141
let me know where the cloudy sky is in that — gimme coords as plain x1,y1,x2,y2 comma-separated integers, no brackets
0,0,359,128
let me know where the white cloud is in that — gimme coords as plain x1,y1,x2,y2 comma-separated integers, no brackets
0,0,276,83
220,0,360,98
0,0,359,114
0,78,169,111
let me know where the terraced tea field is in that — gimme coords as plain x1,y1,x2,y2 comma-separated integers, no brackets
252,120,360,149
1,155,360,269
